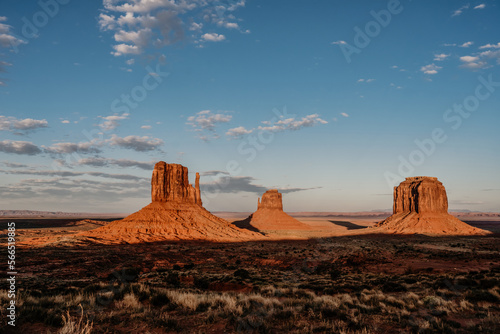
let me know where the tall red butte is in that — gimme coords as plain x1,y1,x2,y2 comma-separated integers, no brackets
81,162,262,243
374,176,490,235
235,189,311,231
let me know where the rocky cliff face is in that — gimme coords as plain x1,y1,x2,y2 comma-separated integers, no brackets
151,162,201,205
234,189,311,232
79,161,261,243
375,176,489,235
257,189,283,210
393,177,448,214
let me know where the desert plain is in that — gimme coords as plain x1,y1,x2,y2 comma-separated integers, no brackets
0,164,499,334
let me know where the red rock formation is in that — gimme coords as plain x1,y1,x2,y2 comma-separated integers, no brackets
151,162,201,205
374,177,490,235
80,162,261,243
235,189,311,231
258,189,283,210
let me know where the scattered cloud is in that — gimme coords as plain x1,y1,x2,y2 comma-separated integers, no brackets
77,157,155,170
340,112,349,118
460,41,474,48
226,126,253,139
202,33,226,42
0,168,148,181
420,63,442,75
474,4,485,9
0,140,42,155
187,110,232,141
331,40,347,45
257,114,327,133
460,55,479,62
434,53,450,61
357,78,375,83
459,56,488,70
0,116,48,132
108,134,163,151
200,173,320,195
61,120,70,124
0,177,149,202
1,161,30,168
98,113,129,131
44,140,102,154
141,125,152,129
451,4,470,17
479,42,500,49
98,0,247,59
0,17,26,49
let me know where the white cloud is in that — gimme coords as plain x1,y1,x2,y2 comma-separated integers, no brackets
452,4,470,17
434,53,450,61
189,22,203,31
61,120,70,124
125,59,135,65
226,126,253,139
98,113,129,131
225,22,239,29
420,63,442,75
111,43,141,56
0,140,41,155
474,4,485,9
45,140,101,154
187,110,232,132
357,78,375,83
460,61,488,70
460,41,474,48
479,42,500,49
460,55,479,62
0,18,26,49
141,125,151,129
331,40,346,45
459,55,489,70
258,114,328,132
99,1,247,58
77,157,155,170
202,33,226,42
0,116,48,132
340,113,349,118
108,134,163,151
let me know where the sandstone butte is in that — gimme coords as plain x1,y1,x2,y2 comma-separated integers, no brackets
373,176,490,235
80,162,263,243
235,189,312,231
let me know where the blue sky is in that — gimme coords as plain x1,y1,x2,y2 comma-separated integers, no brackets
0,0,499,213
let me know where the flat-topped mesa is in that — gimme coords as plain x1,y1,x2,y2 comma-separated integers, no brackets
257,189,283,210
151,162,202,205
374,176,490,235
393,176,447,214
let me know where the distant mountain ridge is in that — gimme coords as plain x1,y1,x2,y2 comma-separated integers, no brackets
0,210,126,218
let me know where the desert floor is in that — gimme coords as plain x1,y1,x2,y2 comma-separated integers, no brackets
0,213,499,333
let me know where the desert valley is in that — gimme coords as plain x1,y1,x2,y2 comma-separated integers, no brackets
1,1,500,333
1,162,499,333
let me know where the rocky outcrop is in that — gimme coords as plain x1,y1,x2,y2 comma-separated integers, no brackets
235,189,311,232
393,177,447,214
80,162,261,243
151,162,201,205
258,189,283,210
374,177,490,235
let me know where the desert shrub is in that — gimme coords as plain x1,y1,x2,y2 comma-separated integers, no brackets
234,268,251,279
155,312,179,330
465,289,499,303
150,290,171,307
115,293,142,311
58,307,93,334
